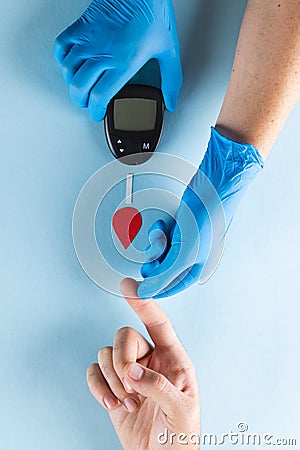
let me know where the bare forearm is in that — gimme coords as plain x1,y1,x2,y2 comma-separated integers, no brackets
216,0,300,159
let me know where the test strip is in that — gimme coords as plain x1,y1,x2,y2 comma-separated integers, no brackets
126,173,133,204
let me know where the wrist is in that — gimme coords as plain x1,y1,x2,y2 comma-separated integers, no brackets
215,123,257,149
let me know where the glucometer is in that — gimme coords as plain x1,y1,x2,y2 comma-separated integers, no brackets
105,84,165,166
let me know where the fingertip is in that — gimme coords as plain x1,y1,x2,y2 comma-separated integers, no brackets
89,106,106,122
86,363,99,384
149,219,167,234
89,108,104,122
160,61,182,112
120,278,140,299
164,96,177,113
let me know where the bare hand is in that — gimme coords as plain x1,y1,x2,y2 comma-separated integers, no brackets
86,278,200,450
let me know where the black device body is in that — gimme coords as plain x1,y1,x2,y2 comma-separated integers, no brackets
104,85,165,165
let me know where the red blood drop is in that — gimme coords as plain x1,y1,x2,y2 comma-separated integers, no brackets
112,207,143,249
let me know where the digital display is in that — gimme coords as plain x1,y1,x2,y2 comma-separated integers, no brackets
114,98,157,132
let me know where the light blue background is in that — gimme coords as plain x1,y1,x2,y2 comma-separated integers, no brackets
1,0,299,449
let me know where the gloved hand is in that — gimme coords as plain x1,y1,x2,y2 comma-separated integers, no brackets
54,0,182,121
138,127,264,299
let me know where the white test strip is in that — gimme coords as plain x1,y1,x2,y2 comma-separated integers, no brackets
125,173,133,204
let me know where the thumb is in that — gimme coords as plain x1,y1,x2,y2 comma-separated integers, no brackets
157,50,182,112
124,362,188,419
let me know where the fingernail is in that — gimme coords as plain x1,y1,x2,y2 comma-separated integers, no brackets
123,397,138,413
128,362,144,381
103,396,117,410
123,378,134,392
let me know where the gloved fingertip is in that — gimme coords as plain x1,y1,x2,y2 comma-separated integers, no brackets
148,219,167,234
141,263,149,279
71,97,88,109
141,260,159,279
89,108,106,122
140,268,147,279
137,283,153,301
163,92,177,113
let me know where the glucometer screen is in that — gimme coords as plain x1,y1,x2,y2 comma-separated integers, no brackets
114,98,157,131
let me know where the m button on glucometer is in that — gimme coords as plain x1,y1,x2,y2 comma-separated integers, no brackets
141,140,152,152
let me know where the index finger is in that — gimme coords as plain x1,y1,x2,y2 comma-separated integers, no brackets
120,278,182,350
54,22,79,64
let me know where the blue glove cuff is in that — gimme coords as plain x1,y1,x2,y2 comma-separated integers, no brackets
83,0,154,25
201,126,264,191
194,126,265,230
209,126,264,166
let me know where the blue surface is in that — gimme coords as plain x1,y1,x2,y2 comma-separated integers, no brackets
1,0,300,449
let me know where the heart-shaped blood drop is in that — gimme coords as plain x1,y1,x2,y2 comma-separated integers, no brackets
112,207,143,249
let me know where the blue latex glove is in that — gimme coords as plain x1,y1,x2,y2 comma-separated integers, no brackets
138,127,264,299
54,0,182,121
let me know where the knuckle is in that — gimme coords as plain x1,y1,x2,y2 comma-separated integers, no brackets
147,317,170,334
